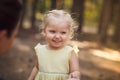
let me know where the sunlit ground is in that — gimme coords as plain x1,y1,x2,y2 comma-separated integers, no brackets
90,48,120,62
69,40,120,75
90,48,120,73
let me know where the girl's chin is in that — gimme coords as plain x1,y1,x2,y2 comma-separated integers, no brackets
50,45,64,50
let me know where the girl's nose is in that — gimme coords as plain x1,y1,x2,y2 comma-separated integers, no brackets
55,33,60,38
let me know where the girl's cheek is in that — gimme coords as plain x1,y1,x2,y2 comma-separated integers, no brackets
63,36,68,41
64,34,69,38
48,33,54,38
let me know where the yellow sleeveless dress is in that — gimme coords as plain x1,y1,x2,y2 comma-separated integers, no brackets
34,43,73,80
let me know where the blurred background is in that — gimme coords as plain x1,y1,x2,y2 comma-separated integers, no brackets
0,0,120,80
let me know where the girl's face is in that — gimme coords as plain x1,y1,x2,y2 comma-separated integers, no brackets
44,20,70,50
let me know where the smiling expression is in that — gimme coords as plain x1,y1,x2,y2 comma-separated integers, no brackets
44,19,70,50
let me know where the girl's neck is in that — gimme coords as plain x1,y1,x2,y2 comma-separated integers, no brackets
46,45,65,50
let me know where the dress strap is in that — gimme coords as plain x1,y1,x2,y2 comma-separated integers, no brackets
34,43,41,50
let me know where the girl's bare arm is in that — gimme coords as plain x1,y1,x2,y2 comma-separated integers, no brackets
28,66,38,80
68,51,80,80
28,57,39,80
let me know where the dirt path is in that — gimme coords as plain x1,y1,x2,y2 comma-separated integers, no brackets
0,30,120,80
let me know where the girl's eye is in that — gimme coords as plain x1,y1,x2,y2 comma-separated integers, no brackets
61,32,66,34
49,30,55,33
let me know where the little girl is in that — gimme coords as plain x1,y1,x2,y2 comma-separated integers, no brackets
28,10,80,80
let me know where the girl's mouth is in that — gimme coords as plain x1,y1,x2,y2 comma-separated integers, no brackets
52,40,61,44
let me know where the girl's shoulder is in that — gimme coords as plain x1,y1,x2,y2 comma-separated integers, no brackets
65,45,72,49
34,43,46,50
65,45,79,55
64,45,73,52
34,43,46,55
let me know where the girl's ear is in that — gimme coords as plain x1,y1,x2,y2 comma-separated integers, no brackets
42,27,46,37
0,30,7,39
41,32,45,37
42,27,46,33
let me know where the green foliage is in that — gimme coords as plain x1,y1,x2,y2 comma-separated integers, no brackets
64,0,73,10
45,0,51,10
84,0,103,27
35,0,50,13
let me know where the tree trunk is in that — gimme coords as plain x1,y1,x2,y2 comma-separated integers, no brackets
98,0,113,43
113,0,120,45
39,0,46,13
50,0,56,10
31,0,39,28
19,0,27,29
71,0,85,34
57,0,65,9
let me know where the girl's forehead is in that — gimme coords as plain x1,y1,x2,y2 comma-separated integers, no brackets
47,16,69,24
47,20,69,29
49,17,69,24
